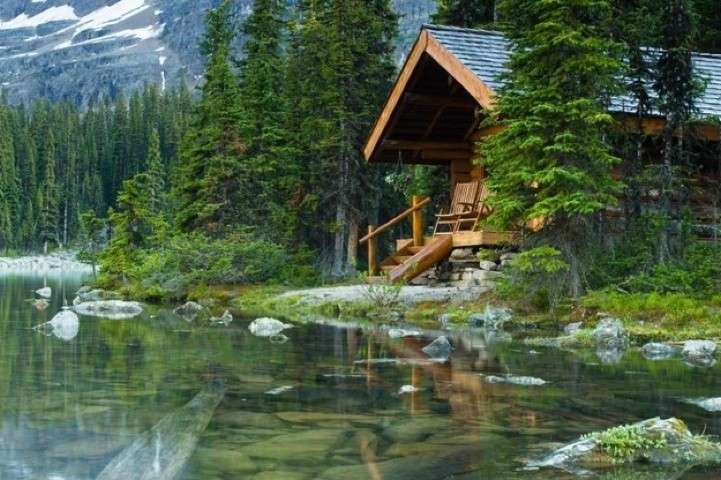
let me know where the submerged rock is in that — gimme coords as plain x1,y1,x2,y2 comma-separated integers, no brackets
398,385,422,395
33,298,49,311
73,301,143,320
468,304,512,329
422,336,453,360
34,309,79,341
387,328,422,338
73,288,118,305
173,301,204,321
96,383,225,480
642,342,677,360
482,374,547,386
682,340,717,367
528,417,721,473
210,310,233,326
685,397,721,412
264,385,295,395
248,318,292,337
35,286,52,299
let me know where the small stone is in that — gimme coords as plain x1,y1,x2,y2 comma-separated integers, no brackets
685,397,721,412
210,310,233,326
422,336,453,360
450,248,474,260
398,385,422,395
35,286,52,299
174,301,204,320
248,317,292,337
641,342,676,360
563,322,583,335
478,260,498,271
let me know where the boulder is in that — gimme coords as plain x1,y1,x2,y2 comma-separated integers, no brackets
248,318,292,337
35,286,52,299
450,248,474,260
641,342,677,360
592,317,628,349
34,309,79,341
563,322,583,335
685,398,721,412
421,336,453,360
682,340,717,367
73,301,143,320
529,417,721,473
73,288,116,305
173,301,204,321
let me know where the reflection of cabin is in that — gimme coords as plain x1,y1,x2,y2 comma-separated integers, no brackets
362,24,721,282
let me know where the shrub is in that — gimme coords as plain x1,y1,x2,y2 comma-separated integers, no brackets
497,246,569,310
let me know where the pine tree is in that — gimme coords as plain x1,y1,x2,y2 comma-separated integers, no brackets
482,0,623,296
432,0,497,28
145,128,165,212
654,0,698,261
174,0,246,234
38,130,58,253
238,0,295,239
0,108,17,252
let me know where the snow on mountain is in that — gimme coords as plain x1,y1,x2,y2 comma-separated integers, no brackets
0,0,435,106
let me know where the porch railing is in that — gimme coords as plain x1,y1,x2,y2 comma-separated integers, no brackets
359,195,430,276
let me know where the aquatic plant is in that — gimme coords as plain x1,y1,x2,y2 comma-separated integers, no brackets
586,423,667,461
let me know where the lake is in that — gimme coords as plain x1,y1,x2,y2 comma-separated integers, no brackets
1,272,721,479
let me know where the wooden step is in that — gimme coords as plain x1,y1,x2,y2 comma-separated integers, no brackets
392,255,413,263
406,246,424,254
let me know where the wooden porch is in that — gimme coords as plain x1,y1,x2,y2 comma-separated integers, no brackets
360,195,518,283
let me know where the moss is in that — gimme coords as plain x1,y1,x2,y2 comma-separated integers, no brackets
587,424,668,462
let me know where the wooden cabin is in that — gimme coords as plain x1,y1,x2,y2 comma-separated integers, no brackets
362,24,721,282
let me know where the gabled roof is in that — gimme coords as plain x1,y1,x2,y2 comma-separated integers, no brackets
364,24,721,162
424,24,721,118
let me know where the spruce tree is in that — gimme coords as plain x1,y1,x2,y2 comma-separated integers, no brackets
482,0,623,296
654,0,698,261
38,130,58,253
145,128,165,213
174,0,246,235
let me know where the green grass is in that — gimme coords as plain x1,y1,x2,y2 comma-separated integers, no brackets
581,290,721,341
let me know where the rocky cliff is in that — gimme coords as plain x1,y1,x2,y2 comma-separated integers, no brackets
0,0,435,106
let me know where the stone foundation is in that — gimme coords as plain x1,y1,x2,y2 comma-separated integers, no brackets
411,247,518,288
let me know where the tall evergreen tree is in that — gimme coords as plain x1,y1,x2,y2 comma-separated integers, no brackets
482,0,623,296
38,130,58,253
655,0,698,261
174,0,246,235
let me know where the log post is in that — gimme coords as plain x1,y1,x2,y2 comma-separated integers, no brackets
367,225,378,276
412,196,424,247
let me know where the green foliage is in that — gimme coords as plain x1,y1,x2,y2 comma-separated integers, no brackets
174,0,246,235
77,210,105,277
498,246,569,310
115,230,291,301
587,423,667,461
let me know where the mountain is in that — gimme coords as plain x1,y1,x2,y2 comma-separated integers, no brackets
0,0,436,106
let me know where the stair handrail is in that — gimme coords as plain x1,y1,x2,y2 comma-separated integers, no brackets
359,196,431,244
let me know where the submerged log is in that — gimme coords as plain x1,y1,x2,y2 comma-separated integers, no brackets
96,382,225,480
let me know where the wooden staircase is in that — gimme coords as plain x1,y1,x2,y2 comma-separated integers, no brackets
377,235,454,283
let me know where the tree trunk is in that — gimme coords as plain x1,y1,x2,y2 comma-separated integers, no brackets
345,213,358,274
658,114,675,263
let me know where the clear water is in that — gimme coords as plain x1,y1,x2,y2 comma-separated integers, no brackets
1,273,721,479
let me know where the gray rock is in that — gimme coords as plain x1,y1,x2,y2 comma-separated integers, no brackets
387,328,423,338
422,336,453,360
563,322,583,335
450,248,474,260
682,340,717,367
685,397,721,412
210,310,233,326
478,260,498,271
642,342,677,360
483,374,547,386
173,301,204,321
528,417,721,473
73,288,117,305
248,317,292,337
438,314,452,329
73,301,143,320
34,309,79,341
596,347,625,364
592,317,628,349
468,304,512,329
35,286,51,299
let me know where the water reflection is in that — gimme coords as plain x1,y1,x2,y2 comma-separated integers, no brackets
1,273,721,479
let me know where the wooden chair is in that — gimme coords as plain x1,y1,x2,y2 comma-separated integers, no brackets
454,182,494,232
433,180,480,235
